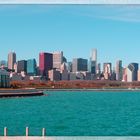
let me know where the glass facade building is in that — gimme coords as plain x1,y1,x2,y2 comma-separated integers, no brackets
27,59,37,76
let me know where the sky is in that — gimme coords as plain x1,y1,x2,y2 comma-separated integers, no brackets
0,5,140,67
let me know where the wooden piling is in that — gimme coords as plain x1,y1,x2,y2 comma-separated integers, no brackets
42,128,46,136
4,127,7,136
26,127,29,136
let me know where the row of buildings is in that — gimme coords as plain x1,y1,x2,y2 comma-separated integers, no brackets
0,49,139,83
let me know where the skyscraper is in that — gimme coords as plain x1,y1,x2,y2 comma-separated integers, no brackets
91,48,97,61
17,60,27,73
72,58,88,72
127,63,138,82
8,52,16,70
39,52,53,77
103,63,112,80
116,60,123,81
89,49,97,74
27,59,37,76
53,51,63,70
96,63,101,74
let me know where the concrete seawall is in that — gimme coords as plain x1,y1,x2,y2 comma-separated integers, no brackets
0,136,140,140
0,89,44,97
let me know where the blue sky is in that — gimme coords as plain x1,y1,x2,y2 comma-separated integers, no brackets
0,5,140,67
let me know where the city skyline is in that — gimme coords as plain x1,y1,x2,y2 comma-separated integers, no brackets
0,5,140,66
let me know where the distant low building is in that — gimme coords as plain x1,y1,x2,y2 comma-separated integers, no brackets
69,72,76,80
0,69,10,88
82,71,91,80
48,69,60,81
10,72,22,81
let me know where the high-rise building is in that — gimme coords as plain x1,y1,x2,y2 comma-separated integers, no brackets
89,60,96,74
103,63,112,80
60,63,69,80
14,63,17,73
72,58,88,73
17,60,27,73
96,63,101,74
53,51,63,70
103,63,112,74
127,63,138,82
89,49,97,74
116,60,123,81
8,52,16,70
122,67,127,82
27,59,37,76
91,48,97,62
39,52,53,77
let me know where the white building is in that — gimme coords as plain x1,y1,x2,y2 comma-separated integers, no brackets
53,51,63,70
60,63,69,80
127,67,133,82
8,52,16,70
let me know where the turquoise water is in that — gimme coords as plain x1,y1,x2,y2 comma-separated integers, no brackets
0,91,140,136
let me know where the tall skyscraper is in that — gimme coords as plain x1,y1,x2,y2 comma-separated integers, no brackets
91,48,97,61
39,52,53,77
89,49,97,74
27,59,37,76
103,63,112,80
72,58,88,72
127,63,138,82
8,52,16,70
116,60,123,81
53,51,63,70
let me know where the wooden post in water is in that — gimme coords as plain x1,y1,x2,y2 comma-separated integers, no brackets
42,128,46,137
26,127,29,136
4,127,7,136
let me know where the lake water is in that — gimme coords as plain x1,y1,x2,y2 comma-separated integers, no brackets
0,91,140,136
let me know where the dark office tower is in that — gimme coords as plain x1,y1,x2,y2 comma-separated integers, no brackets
89,60,96,74
8,52,16,70
127,63,139,82
17,60,27,73
89,49,97,74
116,60,123,81
39,52,53,77
72,58,88,72
27,59,37,76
